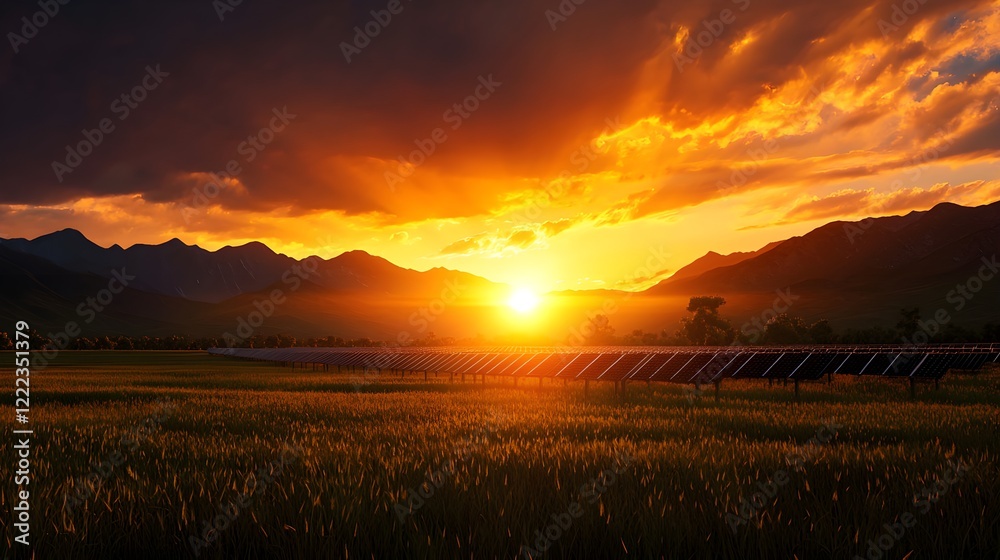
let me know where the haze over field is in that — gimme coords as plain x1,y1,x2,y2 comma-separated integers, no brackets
2,200,999,341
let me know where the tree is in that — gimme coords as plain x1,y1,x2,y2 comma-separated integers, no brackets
761,314,810,344
808,319,836,344
678,296,734,345
584,314,616,345
0,331,11,350
896,308,921,340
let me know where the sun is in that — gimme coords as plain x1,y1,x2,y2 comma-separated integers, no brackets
507,287,541,314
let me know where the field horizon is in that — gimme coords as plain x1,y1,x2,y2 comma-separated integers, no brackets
3,350,998,559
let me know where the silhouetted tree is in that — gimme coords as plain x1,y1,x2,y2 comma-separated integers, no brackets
585,314,616,345
678,296,734,345
761,314,810,344
808,320,836,344
896,308,921,340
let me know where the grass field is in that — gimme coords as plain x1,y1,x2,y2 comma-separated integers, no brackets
2,351,999,559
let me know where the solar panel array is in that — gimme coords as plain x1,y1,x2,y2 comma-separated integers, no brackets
208,344,1000,382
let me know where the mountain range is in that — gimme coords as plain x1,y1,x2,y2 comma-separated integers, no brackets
1,200,998,341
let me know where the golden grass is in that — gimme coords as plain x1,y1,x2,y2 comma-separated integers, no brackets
1,352,997,559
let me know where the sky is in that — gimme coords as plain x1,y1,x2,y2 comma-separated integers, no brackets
1,0,999,293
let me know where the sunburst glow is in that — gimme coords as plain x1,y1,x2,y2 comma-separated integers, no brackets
507,287,541,314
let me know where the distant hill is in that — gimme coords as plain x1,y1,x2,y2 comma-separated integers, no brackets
668,241,783,281
648,200,1000,328
1,200,998,340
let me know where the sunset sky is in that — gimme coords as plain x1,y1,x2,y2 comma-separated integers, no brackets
1,0,998,293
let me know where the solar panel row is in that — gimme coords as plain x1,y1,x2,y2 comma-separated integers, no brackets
209,347,996,382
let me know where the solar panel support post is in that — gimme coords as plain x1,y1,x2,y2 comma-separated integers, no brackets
714,380,720,401
934,379,940,391
794,379,800,401
424,370,428,381
909,377,916,399
584,380,589,398
620,380,626,398
827,372,833,385
538,377,543,388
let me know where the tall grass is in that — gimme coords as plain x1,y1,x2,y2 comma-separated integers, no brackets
1,352,997,559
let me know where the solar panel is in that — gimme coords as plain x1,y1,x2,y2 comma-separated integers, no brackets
954,353,991,371
691,353,740,383
528,354,578,377
493,354,533,376
647,353,698,382
480,353,520,376
573,353,627,380
436,354,476,373
788,353,837,380
455,354,493,374
821,353,850,374
715,353,753,377
883,353,923,377
765,353,811,379
394,353,432,371
421,353,455,372
507,354,553,377
910,353,955,379
601,353,651,381
551,353,602,378
859,353,897,375
627,353,678,381
667,353,721,383
409,353,444,371
836,353,876,375
733,353,781,378
211,346,994,386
